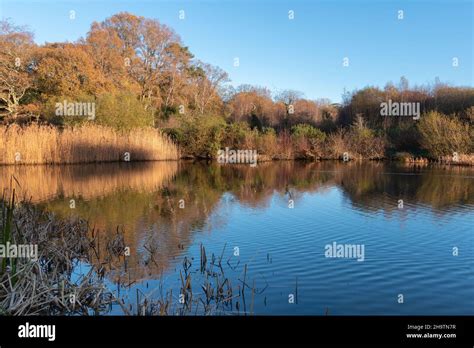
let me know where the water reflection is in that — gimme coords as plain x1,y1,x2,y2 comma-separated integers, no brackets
0,161,473,314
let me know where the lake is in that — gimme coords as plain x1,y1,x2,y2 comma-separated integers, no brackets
1,161,473,315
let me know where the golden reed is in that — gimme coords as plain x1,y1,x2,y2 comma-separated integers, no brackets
0,124,179,164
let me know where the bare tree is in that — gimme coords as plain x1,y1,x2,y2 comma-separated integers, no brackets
190,61,229,114
275,89,304,107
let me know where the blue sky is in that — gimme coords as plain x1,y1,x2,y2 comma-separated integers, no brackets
1,0,472,102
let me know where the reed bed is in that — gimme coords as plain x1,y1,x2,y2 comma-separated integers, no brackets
132,242,264,316
438,154,474,166
0,190,263,316
0,124,179,165
0,190,114,315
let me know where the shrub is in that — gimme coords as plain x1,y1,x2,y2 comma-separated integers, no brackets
417,111,472,158
386,122,421,154
347,116,386,159
221,124,278,158
42,92,154,130
291,124,326,141
326,129,347,159
256,127,278,157
223,122,251,148
290,124,327,159
95,93,154,130
41,94,96,126
172,115,226,158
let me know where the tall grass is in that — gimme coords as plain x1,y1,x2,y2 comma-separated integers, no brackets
0,124,179,164
1,188,14,275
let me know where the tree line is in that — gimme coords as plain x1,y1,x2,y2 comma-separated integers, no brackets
1,12,473,162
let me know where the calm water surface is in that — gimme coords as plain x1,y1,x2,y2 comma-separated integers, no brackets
1,161,473,315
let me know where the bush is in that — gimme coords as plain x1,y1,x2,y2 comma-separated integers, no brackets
223,122,251,148
256,127,278,157
386,122,421,154
418,111,472,158
95,93,154,130
290,124,327,159
326,129,347,159
171,119,280,159
347,116,386,159
172,115,226,158
291,124,326,141
41,94,96,126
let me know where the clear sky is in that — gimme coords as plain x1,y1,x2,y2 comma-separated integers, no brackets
1,0,472,102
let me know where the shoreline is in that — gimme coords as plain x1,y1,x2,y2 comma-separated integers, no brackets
0,156,473,167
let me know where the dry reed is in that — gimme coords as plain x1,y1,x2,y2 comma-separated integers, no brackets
0,124,179,165
0,192,263,316
0,194,114,315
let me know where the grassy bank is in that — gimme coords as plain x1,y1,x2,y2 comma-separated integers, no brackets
0,124,179,164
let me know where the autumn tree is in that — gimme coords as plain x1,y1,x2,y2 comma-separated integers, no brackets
95,12,207,120
33,43,107,100
292,99,320,125
98,13,179,109
228,85,274,129
0,20,35,119
160,43,194,117
275,89,303,126
84,21,138,92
